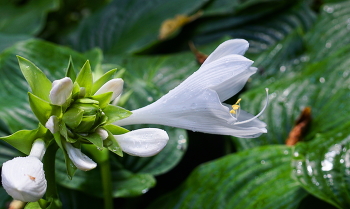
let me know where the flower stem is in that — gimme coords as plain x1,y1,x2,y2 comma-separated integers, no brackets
43,142,62,208
100,149,113,209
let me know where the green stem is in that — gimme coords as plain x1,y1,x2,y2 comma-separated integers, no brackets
100,150,113,209
43,142,61,208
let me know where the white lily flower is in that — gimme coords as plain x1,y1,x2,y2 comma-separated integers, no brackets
63,142,97,171
2,139,47,202
94,78,124,101
50,77,73,105
115,128,169,157
115,39,268,138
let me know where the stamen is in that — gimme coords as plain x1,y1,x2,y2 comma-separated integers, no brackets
230,98,242,114
234,88,269,125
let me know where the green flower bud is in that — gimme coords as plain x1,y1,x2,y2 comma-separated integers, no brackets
63,98,107,133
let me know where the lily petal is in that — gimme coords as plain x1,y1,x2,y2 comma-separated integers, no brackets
115,128,169,157
115,39,267,138
50,77,73,105
115,87,266,137
94,78,124,101
63,142,97,171
202,39,249,66
45,115,59,134
2,157,47,202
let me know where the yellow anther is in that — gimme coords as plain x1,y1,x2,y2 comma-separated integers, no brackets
230,98,242,114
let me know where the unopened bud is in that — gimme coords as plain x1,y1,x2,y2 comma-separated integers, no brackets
2,157,47,202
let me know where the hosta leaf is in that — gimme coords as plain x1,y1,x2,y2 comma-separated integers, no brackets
0,33,32,52
0,140,21,165
0,186,12,209
306,1,350,61
64,0,207,54
148,145,307,209
194,1,316,54
232,44,350,151
57,185,103,209
292,122,350,209
202,0,292,16
0,0,59,35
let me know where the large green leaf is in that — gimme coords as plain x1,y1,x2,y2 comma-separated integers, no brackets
305,1,350,61
148,145,307,209
292,123,350,209
0,186,12,209
64,0,207,54
0,0,59,35
232,44,350,151
194,1,315,54
57,185,103,209
55,150,156,198
0,140,21,165
202,0,293,16
0,33,32,53
0,39,101,132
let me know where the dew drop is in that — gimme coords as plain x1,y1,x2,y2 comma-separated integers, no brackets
319,77,325,83
324,6,334,13
147,96,153,102
279,66,286,72
325,42,332,48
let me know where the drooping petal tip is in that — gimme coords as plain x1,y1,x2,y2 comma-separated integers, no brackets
50,77,73,105
64,142,97,171
2,157,47,202
115,128,169,157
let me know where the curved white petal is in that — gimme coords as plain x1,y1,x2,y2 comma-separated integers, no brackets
45,115,59,134
64,142,97,171
2,157,47,202
202,39,249,66
50,77,73,105
94,78,124,101
164,54,253,101
115,128,169,157
29,139,46,161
